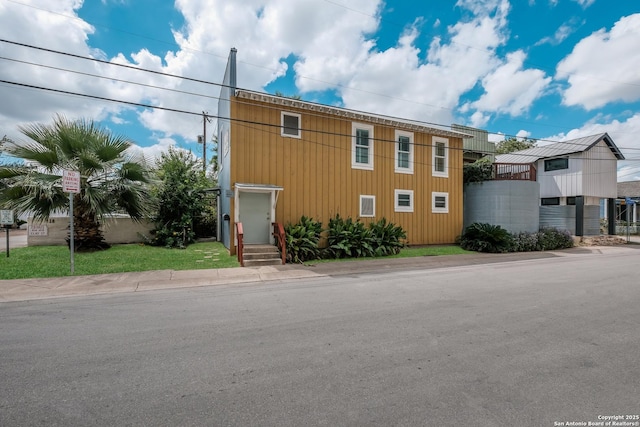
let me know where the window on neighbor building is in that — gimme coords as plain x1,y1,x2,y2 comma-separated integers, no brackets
541,197,560,206
432,192,449,213
544,157,569,172
566,197,576,205
432,137,449,177
352,123,374,170
281,112,301,138
395,130,414,174
395,190,414,213
360,195,375,217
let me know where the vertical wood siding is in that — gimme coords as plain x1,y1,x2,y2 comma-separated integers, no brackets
230,97,464,248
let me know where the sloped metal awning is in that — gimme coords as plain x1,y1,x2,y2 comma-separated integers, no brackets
234,183,284,192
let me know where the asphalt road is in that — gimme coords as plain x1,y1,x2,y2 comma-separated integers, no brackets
1,249,639,426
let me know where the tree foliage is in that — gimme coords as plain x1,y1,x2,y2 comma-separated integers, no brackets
148,147,214,248
0,115,152,251
495,137,537,154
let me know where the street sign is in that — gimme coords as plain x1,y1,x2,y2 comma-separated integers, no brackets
625,197,635,206
0,209,14,225
62,170,81,193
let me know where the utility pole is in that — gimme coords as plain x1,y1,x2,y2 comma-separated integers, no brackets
199,111,212,174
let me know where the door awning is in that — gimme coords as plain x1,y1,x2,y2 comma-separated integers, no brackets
234,183,284,192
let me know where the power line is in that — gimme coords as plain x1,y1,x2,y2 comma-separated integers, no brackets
0,56,221,101
0,39,232,90
3,37,639,150
4,77,640,168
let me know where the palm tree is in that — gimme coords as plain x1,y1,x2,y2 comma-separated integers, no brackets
0,115,152,251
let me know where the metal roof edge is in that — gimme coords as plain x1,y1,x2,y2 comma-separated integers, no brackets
234,89,472,139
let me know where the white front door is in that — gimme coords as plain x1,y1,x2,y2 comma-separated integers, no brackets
238,192,271,244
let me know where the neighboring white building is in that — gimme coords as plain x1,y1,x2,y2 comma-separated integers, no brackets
495,133,624,235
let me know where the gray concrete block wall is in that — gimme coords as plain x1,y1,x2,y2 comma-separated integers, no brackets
28,217,154,246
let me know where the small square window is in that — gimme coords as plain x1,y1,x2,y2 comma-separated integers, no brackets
360,195,375,217
395,189,414,212
281,112,301,138
432,192,449,213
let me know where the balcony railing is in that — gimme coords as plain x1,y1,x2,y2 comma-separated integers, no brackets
493,163,537,181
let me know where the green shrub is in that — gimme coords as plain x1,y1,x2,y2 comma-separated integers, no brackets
368,218,407,256
537,227,574,250
459,223,514,253
325,215,375,259
463,161,494,184
285,216,323,263
511,231,542,252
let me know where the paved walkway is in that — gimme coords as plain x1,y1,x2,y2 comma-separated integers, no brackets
1,242,639,303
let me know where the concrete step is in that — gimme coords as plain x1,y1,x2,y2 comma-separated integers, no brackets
243,251,281,260
241,244,283,267
243,258,284,267
243,244,279,254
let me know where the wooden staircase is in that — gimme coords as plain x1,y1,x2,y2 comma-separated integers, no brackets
242,244,283,267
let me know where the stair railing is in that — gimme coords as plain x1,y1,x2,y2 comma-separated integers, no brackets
236,222,244,267
272,222,286,265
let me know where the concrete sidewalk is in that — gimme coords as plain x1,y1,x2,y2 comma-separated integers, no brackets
2,243,639,303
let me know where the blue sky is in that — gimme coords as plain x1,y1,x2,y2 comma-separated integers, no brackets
1,0,639,180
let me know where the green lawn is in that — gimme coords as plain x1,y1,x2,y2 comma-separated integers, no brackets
0,242,239,280
0,243,471,280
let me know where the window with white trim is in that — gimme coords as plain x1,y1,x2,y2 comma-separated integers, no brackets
360,195,375,217
352,123,374,170
395,189,414,212
395,130,414,174
281,112,301,138
432,137,449,177
432,192,449,213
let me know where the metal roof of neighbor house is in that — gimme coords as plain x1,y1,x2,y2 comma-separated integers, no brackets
495,133,625,164
234,89,473,140
618,180,640,197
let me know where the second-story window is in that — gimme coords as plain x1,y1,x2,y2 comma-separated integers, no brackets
281,112,301,138
352,123,374,170
395,130,414,174
432,136,449,177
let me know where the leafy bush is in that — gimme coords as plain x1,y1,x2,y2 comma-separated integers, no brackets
148,148,214,248
537,227,573,250
463,161,494,184
511,231,542,252
473,226,574,253
324,215,407,259
368,218,407,256
285,216,323,263
325,215,375,259
459,223,514,253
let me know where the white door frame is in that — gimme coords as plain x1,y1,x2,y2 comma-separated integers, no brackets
234,183,283,245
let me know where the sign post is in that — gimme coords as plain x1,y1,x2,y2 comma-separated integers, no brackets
0,209,14,257
63,170,81,274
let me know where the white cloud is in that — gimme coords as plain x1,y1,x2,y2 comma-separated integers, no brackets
556,14,640,110
573,0,595,8
466,50,551,118
331,0,510,124
535,22,575,46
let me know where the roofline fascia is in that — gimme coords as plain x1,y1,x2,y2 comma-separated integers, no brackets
234,89,473,139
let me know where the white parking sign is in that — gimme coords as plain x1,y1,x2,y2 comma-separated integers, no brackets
63,170,81,193
0,210,13,225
